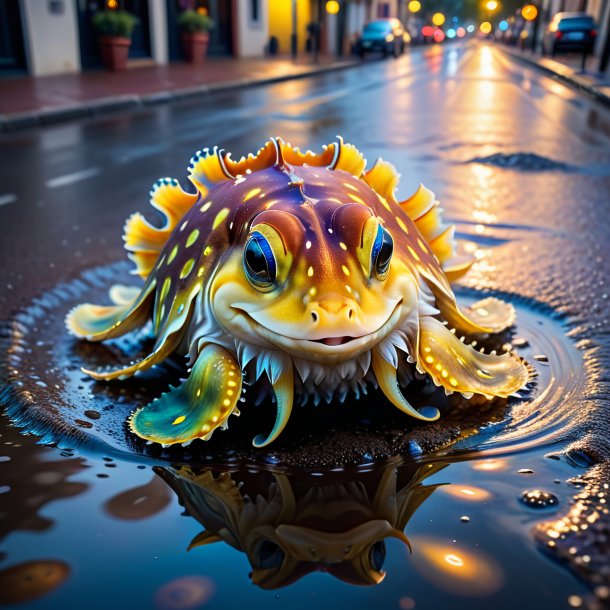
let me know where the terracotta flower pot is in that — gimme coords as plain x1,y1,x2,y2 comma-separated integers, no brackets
99,36,131,71
181,32,210,64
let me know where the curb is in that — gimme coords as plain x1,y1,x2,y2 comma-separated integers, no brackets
0,60,362,134
501,47,610,108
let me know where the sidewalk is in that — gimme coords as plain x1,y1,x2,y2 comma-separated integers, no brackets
0,55,359,132
500,44,610,107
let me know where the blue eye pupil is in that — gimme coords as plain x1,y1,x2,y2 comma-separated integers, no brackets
244,232,276,288
371,224,393,279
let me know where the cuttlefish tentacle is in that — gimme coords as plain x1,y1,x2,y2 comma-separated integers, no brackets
371,348,440,422
80,284,201,381
423,274,516,335
66,279,156,342
418,316,528,398
129,343,243,446
253,364,294,448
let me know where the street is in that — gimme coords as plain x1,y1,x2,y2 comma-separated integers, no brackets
1,42,610,609
1,42,609,313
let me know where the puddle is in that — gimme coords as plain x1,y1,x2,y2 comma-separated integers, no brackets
1,261,584,469
0,262,597,610
464,152,577,172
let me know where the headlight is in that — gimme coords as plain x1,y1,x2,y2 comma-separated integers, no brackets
385,34,394,42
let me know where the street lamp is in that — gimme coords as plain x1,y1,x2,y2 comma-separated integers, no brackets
521,4,538,21
326,0,340,14
485,0,499,11
408,0,421,12
432,12,445,27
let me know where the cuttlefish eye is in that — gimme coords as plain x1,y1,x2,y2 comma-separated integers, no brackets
244,231,277,290
371,224,394,280
369,540,387,572
254,540,285,570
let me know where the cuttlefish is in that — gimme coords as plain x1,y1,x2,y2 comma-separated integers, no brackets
67,137,528,447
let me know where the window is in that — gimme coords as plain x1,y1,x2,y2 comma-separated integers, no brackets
250,0,260,23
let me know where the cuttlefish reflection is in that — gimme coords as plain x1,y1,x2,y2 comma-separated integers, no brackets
156,461,446,589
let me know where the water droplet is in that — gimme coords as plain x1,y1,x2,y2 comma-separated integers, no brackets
567,594,582,608
520,489,558,508
460,515,470,523
533,354,549,362
407,440,423,456
517,468,534,474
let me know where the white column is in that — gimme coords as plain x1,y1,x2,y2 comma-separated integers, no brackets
21,0,81,76
149,0,169,64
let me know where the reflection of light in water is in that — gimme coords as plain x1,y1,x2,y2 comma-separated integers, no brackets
155,576,215,609
472,209,497,224
0,560,70,605
439,484,492,501
411,537,504,596
478,45,495,79
444,553,464,567
473,458,507,471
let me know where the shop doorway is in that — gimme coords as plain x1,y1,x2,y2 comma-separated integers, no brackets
77,0,152,69
0,0,27,74
167,0,233,60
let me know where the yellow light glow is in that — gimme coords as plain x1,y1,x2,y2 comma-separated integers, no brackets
480,21,492,34
326,0,340,15
472,458,507,471
410,537,504,596
107,0,118,8
521,4,538,21
408,0,421,12
439,484,492,501
485,0,498,10
432,12,445,26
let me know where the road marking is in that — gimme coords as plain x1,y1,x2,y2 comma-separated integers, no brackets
46,167,100,189
0,194,17,207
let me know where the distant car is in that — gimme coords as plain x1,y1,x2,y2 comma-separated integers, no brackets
358,19,408,58
542,12,597,56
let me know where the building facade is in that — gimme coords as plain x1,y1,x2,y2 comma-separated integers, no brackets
1,0,404,77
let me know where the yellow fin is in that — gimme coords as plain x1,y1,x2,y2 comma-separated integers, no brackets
399,184,457,265
363,158,400,202
332,136,367,176
188,147,233,191
124,178,198,280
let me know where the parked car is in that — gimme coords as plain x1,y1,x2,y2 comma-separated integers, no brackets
357,18,408,58
542,12,597,57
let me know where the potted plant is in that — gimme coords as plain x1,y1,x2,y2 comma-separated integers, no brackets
178,10,215,64
92,10,139,71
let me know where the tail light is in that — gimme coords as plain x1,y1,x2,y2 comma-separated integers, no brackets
555,31,563,39
591,29,597,37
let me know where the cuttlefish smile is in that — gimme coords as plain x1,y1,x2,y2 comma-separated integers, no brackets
66,137,529,448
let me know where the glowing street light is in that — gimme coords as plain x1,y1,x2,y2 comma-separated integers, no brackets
485,0,499,10
408,0,421,12
432,12,446,26
521,4,538,21
480,21,492,34
326,0,340,14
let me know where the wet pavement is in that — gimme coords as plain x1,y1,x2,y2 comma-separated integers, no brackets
1,42,610,609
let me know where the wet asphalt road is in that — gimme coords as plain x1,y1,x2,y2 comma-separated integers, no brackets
1,41,610,608
0,41,608,315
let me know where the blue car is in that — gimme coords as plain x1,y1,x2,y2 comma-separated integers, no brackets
358,18,408,58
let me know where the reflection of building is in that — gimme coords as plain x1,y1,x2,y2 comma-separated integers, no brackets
1,0,404,77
